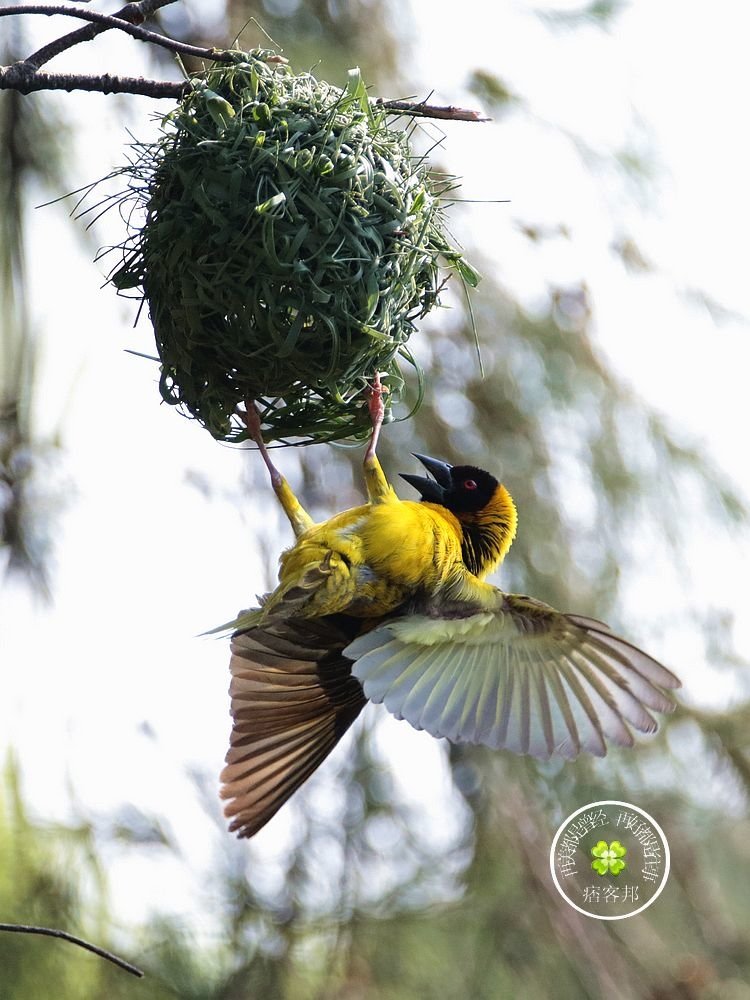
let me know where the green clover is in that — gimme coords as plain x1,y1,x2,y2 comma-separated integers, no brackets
591,840,627,876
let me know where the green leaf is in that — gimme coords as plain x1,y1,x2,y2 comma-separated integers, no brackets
255,192,287,214
111,264,141,290
363,272,380,322
454,257,482,288
203,88,236,131
345,67,371,118
609,859,626,876
591,859,609,876
610,840,627,858
411,190,426,214
591,841,609,859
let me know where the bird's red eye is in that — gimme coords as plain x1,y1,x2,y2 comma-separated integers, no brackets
463,479,478,490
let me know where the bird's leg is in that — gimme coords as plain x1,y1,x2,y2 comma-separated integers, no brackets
242,400,281,487
362,373,391,503
242,402,313,538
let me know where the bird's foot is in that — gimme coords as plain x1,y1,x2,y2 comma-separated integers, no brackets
364,373,388,466
366,372,386,429
241,399,264,439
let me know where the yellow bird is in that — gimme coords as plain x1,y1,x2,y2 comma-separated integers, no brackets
220,386,680,838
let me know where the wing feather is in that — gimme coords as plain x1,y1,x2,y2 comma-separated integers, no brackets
555,657,608,756
562,652,634,748
528,649,555,758
515,655,532,755
381,646,442,717
540,658,581,759
434,646,483,736
349,642,413,704
572,622,680,690
587,633,680,712
221,617,366,838
455,646,493,741
467,648,503,743
345,592,679,760
491,652,515,749
415,650,464,732
401,644,456,722
572,642,660,729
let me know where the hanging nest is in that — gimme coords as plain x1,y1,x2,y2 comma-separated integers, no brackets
105,50,478,444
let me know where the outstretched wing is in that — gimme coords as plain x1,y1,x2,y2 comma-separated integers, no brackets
221,614,366,838
344,594,680,760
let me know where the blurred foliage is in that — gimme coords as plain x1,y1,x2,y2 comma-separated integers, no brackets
150,0,401,86
0,754,111,998
0,23,69,596
535,0,629,30
224,0,401,84
2,1,750,999
467,68,520,117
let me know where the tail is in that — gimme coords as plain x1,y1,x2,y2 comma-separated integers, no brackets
205,553,339,638
220,615,366,838
202,607,264,637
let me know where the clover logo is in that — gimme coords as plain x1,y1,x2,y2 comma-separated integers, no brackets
591,840,627,876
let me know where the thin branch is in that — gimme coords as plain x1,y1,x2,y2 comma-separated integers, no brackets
0,923,144,977
377,98,490,122
1,1,232,69
0,64,488,121
0,3,488,120
0,62,186,97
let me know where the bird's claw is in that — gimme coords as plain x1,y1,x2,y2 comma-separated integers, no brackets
365,373,388,431
241,400,264,440
363,374,389,469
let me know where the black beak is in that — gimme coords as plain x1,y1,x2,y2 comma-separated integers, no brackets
399,454,453,503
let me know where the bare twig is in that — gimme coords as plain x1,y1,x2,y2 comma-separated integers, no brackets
0,923,144,977
377,98,490,122
0,2,233,68
0,62,186,97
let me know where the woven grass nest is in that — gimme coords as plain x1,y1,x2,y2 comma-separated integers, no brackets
109,50,478,444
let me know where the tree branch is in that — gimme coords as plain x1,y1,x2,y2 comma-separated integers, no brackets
0,923,144,977
0,2,233,68
0,0,232,69
0,2,489,120
0,64,489,121
0,62,186,97
28,1,179,68
377,98,490,122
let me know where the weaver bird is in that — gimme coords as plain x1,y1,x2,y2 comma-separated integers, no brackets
220,383,680,838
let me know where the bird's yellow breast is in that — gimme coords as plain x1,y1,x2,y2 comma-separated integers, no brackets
358,499,465,589
277,496,466,619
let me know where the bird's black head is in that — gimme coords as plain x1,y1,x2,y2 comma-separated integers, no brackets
400,454,499,514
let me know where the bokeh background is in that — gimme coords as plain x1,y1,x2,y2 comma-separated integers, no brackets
2,1,750,997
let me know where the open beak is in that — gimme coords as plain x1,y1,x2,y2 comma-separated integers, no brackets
399,454,453,503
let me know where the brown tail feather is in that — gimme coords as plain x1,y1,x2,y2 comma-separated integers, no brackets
220,616,366,838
